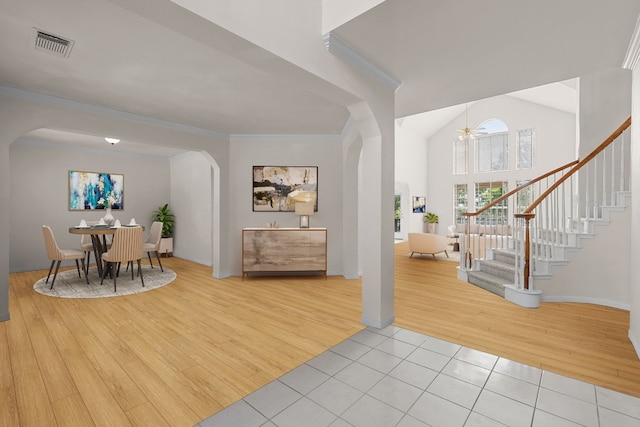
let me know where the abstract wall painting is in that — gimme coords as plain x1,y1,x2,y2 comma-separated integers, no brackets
68,170,124,211
413,196,426,213
252,166,318,212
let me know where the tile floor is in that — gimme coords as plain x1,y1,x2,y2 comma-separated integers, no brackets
196,325,640,427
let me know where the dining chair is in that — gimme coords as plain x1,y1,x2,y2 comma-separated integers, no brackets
143,221,164,272
42,225,88,289
80,233,95,275
100,226,144,292
80,228,112,275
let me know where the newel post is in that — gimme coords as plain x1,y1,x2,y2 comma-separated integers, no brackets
514,213,535,290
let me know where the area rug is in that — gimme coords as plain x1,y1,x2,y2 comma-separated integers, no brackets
33,266,176,298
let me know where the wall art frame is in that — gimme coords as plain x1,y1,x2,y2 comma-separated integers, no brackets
68,170,124,211
413,196,426,213
252,166,318,212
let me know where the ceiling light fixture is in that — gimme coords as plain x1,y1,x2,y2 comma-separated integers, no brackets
457,104,486,141
105,137,120,145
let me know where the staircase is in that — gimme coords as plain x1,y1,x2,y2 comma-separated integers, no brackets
468,189,630,299
458,118,632,307
467,249,515,297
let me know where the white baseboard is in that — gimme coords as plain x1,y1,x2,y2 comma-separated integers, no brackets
504,285,542,308
541,295,630,311
361,314,395,329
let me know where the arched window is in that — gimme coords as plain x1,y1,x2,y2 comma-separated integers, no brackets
475,119,508,173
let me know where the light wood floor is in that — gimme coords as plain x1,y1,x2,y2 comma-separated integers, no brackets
2,242,639,426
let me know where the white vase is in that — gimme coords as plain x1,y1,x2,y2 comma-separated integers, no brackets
103,207,114,225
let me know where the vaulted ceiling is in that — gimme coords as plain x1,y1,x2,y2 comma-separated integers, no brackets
1,0,638,155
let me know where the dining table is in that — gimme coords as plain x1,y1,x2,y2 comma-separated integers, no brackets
69,224,144,277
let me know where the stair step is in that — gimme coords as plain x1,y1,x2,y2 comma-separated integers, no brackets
479,259,514,282
493,249,515,264
467,271,506,297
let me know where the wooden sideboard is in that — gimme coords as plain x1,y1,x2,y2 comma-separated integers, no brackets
242,228,327,279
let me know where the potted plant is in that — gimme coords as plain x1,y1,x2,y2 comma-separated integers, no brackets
424,211,439,233
394,209,402,232
152,203,175,256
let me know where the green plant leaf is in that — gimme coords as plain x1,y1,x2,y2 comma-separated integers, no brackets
152,203,175,238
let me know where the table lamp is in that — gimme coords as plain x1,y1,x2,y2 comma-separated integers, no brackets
295,202,314,228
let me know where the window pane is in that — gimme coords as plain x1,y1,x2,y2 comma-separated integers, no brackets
516,180,534,213
517,129,535,170
453,139,467,175
475,181,508,224
476,132,508,172
454,184,468,225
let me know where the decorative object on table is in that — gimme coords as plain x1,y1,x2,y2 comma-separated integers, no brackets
152,203,175,256
68,170,124,211
424,211,439,234
33,266,176,298
295,202,314,228
412,196,426,213
252,166,318,212
102,207,114,226
42,225,88,289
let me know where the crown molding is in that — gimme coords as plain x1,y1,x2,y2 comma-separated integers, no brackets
0,85,228,138
623,15,640,69
323,33,401,91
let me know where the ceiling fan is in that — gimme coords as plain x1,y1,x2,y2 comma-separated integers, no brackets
457,104,487,140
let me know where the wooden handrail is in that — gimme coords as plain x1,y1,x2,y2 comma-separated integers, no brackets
463,160,578,218
521,116,631,215
512,116,631,291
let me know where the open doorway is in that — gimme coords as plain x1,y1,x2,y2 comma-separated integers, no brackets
394,194,402,239
394,182,410,241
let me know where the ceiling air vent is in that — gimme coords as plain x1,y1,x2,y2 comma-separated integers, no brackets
32,28,74,58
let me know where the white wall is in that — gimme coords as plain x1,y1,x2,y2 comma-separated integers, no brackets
630,64,640,355
228,136,344,276
170,152,213,266
538,203,631,308
395,122,428,234
425,95,576,234
579,68,633,156
9,139,171,272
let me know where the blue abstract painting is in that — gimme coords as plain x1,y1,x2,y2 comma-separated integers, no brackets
69,170,124,211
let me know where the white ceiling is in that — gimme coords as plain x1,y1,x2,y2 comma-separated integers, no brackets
1,0,638,156
399,78,579,140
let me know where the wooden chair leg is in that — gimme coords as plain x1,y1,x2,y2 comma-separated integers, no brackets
46,260,55,283
138,259,145,287
75,259,82,278
50,260,61,290
100,261,109,285
84,252,91,275
155,251,163,272
113,268,118,292
81,259,89,284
